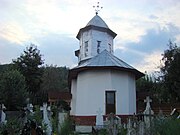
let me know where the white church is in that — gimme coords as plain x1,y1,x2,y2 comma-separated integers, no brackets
68,13,144,130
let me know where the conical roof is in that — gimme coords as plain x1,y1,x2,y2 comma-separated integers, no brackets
76,15,116,40
86,15,109,28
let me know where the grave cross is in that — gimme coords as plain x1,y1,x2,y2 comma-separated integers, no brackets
144,96,152,110
0,104,6,124
96,108,103,127
40,103,52,135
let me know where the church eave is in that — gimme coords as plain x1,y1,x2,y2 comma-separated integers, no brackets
68,66,144,82
76,25,117,40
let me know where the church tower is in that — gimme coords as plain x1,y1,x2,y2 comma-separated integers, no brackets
75,14,117,62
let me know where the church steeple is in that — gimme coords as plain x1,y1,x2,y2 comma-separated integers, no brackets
75,14,117,63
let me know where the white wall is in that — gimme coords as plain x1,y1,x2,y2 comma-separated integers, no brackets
70,69,136,116
111,70,136,115
79,29,114,61
70,79,77,115
128,74,136,114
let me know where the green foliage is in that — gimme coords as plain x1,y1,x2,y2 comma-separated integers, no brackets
152,118,180,135
0,117,23,135
159,40,180,102
57,100,71,112
51,105,59,134
136,74,155,92
13,44,44,96
30,105,43,126
59,118,74,135
38,65,69,104
40,65,69,92
117,127,127,135
98,128,108,135
0,69,28,110
0,64,14,73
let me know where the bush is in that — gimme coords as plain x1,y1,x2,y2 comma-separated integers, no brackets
152,118,180,135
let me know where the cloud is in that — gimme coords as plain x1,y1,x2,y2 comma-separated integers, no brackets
134,51,162,74
0,22,31,45
149,15,158,20
114,23,180,73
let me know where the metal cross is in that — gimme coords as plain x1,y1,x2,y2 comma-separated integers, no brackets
93,2,103,15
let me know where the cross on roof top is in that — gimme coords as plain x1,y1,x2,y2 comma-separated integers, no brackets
93,2,103,15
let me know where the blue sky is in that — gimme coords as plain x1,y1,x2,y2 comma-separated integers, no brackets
0,0,180,74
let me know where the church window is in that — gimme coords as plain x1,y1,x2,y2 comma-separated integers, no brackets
85,41,88,56
109,43,111,53
106,91,116,114
97,41,101,54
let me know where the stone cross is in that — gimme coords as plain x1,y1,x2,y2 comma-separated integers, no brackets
144,96,152,111
143,96,154,128
0,104,6,124
40,103,52,135
96,108,103,128
24,103,34,124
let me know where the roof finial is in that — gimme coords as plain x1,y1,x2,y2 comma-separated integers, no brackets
93,2,103,15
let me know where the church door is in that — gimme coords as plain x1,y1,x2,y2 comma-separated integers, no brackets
105,91,116,114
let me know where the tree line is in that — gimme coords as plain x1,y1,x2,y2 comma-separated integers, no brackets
0,44,69,110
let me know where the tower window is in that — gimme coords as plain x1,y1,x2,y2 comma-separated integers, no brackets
85,41,88,57
97,41,101,54
109,43,111,53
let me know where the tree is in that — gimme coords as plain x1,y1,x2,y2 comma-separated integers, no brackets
159,40,180,102
13,44,44,96
40,65,69,92
136,73,154,92
0,70,28,110
36,65,69,104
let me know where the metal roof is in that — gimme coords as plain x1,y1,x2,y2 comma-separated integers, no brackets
74,50,135,69
86,15,109,28
70,50,144,80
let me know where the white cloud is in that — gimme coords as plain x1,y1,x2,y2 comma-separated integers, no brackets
0,22,31,45
134,51,162,74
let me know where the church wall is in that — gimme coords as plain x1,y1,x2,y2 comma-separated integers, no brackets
111,70,130,114
128,74,136,114
72,69,136,116
70,79,77,115
75,70,112,115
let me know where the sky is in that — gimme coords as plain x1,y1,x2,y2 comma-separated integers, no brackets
0,0,180,74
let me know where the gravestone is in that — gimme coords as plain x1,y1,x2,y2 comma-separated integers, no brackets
106,113,120,135
24,102,34,124
138,121,145,135
143,96,154,128
58,112,67,133
96,108,103,129
40,103,52,135
127,118,132,135
0,104,7,124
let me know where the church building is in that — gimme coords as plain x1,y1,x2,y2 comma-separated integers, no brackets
68,13,144,131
